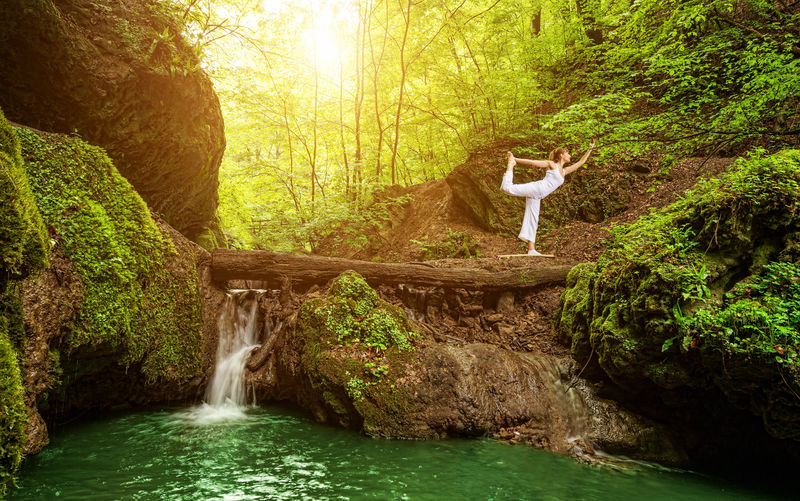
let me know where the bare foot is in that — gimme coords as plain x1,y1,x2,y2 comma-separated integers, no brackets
507,151,516,169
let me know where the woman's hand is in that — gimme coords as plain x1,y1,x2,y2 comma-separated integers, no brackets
589,138,595,149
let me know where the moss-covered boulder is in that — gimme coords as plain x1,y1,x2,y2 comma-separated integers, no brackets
0,123,224,487
555,150,800,441
16,125,207,383
293,271,421,435
0,0,225,240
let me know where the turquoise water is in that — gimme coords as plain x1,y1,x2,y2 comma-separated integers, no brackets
11,405,790,500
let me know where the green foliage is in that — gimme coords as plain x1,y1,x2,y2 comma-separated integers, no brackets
413,228,482,260
0,109,49,278
550,0,800,159
196,0,572,250
361,309,415,352
345,375,373,402
679,262,800,362
16,128,202,381
0,321,26,498
173,0,800,251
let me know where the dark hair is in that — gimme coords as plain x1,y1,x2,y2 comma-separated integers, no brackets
549,147,568,162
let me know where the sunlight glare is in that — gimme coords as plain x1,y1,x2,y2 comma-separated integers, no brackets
306,23,342,69
261,0,349,73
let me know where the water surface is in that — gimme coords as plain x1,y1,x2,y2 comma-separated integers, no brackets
11,405,790,500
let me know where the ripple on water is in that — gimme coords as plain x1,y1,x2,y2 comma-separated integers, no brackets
9,405,796,501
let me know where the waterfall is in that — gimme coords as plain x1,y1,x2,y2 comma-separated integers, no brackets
173,289,263,426
205,290,263,407
178,290,265,424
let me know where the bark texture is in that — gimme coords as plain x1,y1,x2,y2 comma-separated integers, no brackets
211,249,572,290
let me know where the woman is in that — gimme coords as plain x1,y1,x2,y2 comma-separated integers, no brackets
501,139,595,256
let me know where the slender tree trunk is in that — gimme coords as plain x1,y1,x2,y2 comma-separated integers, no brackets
368,0,389,181
354,0,370,198
282,101,303,219
531,8,542,37
311,46,319,208
390,0,413,186
339,59,350,195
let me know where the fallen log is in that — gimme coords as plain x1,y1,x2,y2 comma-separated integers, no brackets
211,249,573,290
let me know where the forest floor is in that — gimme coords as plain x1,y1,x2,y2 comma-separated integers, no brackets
316,154,734,360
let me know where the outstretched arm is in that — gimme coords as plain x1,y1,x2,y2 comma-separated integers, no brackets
514,156,551,169
563,139,595,176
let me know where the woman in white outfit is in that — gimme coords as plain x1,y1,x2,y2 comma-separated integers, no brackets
501,140,595,256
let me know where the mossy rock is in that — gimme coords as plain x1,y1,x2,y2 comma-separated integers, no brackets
17,127,203,382
0,321,26,498
554,262,596,359
0,110,49,279
555,150,800,440
0,0,225,239
297,271,420,435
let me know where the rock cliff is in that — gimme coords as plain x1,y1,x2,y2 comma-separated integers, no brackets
0,0,225,240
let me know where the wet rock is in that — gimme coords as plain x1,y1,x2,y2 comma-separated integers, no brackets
248,273,687,466
20,249,84,454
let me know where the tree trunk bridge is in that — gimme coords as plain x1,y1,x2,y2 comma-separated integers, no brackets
211,249,573,290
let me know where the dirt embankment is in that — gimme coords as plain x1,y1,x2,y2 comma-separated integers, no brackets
317,149,732,265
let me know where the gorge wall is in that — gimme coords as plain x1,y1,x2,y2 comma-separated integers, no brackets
0,0,225,241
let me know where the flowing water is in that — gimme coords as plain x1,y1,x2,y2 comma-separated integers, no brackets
10,290,794,499
10,405,793,500
206,290,263,408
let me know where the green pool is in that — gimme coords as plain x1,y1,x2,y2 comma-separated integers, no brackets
10,405,790,500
